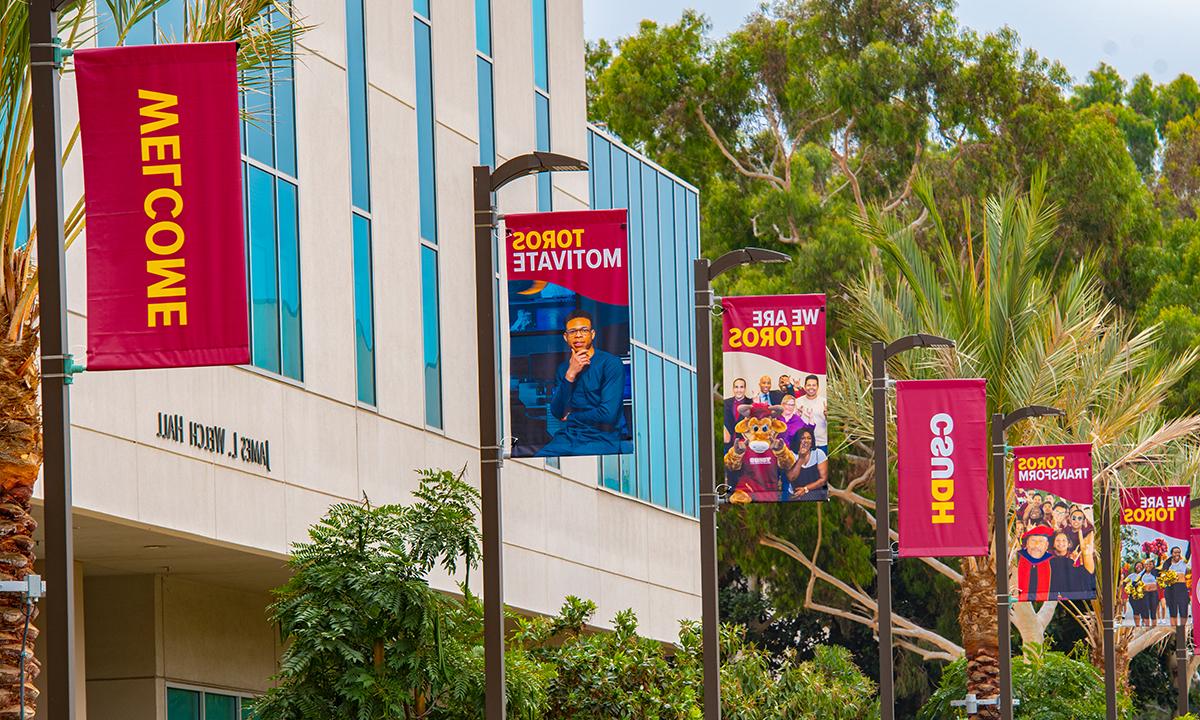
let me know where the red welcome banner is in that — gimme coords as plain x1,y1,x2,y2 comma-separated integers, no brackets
895,379,988,557
1118,486,1191,627
76,42,249,370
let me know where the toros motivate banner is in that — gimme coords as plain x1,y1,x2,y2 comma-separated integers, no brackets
504,209,634,458
719,295,827,504
1118,486,1191,628
895,379,988,557
76,42,249,370
1011,444,1096,602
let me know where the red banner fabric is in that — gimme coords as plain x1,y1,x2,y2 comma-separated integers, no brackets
895,379,989,558
1011,444,1096,602
504,209,629,306
76,42,249,370
1192,528,1200,652
1118,486,1191,627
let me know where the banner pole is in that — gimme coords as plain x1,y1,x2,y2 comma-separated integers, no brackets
992,414,1013,720
1101,489,1118,720
871,341,895,720
1177,624,1188,717
695,258,722,720
30,1,77,718
473,165,506,720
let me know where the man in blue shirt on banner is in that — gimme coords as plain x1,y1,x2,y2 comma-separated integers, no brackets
537,309,632,457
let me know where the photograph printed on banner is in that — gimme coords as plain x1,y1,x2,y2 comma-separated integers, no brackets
1013,489,1096,602
1118,487,1192,628
720,295,827,504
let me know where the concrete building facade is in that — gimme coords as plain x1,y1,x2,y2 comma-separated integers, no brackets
29,1,702,717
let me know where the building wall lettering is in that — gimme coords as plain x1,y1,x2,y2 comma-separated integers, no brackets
154,411,271,471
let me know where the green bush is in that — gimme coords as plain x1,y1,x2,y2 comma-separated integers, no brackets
919,644,1132,720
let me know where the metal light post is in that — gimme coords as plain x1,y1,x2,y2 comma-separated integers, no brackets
695,248,789,719
1101,488,1118,720
991,405,1064,720
473,152,587,720
1177,625,1189,718
30,1,77,718
871,334,955,720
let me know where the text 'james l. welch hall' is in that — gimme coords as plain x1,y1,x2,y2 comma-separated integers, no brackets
32,0,702,717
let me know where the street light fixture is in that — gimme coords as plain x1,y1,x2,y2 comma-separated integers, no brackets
472,153,588,720
695,247,789,720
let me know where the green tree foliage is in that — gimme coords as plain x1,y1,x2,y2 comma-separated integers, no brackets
253,468,548,720
918,644,1133,720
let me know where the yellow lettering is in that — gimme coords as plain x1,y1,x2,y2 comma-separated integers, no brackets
931,501,955,524
137,89,180,134
141,135,180,163
146,258,186,298
148,301,187,327
511,231,525,251
572,228,584,247
728,328,742,349
144,187,183,219
145,221,184,255
143,163,182,187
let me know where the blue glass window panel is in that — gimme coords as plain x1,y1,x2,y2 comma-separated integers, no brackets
587,130,595,206
247,165,280,373
641,164,661,350
476,0,492,55
627,154,644,344
601,455,619,490
665,362,682,511
421,246,443,428
658,175,677,358
674,183,689,363
96,2,117,47
15,192,29,251
647,353,666,506
167,688,200,720
476,58,496,167
634,347,650,500
535,93,551,211
353,214,376,404
278,181,302,380
125,8,156,46
414,0,430,18
346,0,371,211
591,134,611,210
685,371,698,515
532,0,549,91
155,0,185,41
243,70,275,167
611,147,628,211
272,11,298,177
685,191,699,365
546,456,560,469
415,20,438,242
205,693,238,720
620,453,634,496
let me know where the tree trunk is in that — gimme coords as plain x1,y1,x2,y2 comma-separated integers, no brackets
959,556,1000,720
0,334,42,718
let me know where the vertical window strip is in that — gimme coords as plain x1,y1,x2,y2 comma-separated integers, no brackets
531,0,548,92
415,6,443,428
353,214,376,404
346,0,371,212
476,57,495,168
347,0,376,404
534,92,551,210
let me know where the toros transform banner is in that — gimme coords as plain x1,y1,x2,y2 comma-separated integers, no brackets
720,295,827,504
895,379,988,557
76,42,249,370
1011,444,1096,602
1118,486,1191,628
504,209,634,458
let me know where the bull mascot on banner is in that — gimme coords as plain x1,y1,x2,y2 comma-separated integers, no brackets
724,403,796,503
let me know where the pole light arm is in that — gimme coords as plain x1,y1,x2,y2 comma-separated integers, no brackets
489,151,588,193
1001,405,1064,433
883,333,954,361
707,247,789,281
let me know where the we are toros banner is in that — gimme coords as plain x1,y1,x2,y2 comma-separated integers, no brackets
1011,444,1096,602
76,42,249,370
504,209,634,458
720,295,827,504
1192,528,1200,652
895,379,988,557
1118,486,1191,627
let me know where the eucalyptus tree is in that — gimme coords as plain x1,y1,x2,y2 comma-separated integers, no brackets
0,2,302,715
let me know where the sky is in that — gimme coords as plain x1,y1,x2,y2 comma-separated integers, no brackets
582,0,1200,84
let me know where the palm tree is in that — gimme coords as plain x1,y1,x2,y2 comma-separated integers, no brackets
834,172,1200,714
0,2,303,716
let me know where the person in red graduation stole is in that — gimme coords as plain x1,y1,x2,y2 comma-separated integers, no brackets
1018,524,1055,601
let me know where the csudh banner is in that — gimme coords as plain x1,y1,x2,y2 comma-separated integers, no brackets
505,209,634,458
895,379,988,558
1118,486,1191,628
1192,528,1200,653
1011,444,1096,602
76,42,248,370
720,295,827,504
